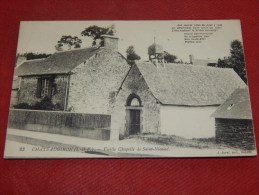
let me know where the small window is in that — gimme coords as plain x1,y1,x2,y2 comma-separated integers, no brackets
36,77,54,98
126,94,142,107
150,55,156,60
130,98,140,107
227,104,234,110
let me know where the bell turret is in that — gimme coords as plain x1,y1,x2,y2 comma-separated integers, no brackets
148,39,164,66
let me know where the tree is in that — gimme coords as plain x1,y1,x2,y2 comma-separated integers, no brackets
126,46,141,65
215,57,231,68
55,35,82,51
164,51,177,63
23,52,51,60
229,40,246,83
81,25,115,47
216,40,247,83
16,53,51,66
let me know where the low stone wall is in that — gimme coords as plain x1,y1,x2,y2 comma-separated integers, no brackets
215,118,255,150
8,109,111,140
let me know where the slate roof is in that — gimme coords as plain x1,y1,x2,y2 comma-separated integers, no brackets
211,88,252,119
135,62,246,106
15,47,102,76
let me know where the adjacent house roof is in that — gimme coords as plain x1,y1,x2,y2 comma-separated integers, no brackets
15,47,103,76
211,88,252,119
193,59,217,66
135,62,246,106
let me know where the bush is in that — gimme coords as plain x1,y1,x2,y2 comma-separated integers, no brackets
34,97,54,110
13,103,33,109
14,97,62,111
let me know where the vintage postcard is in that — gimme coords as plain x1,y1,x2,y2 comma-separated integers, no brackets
4,20,257,158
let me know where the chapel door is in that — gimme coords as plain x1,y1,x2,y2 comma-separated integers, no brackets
129,109,140,135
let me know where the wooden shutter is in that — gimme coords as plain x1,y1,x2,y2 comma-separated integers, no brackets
36,78,42,98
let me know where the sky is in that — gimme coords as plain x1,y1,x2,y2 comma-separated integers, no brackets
17,20,243,62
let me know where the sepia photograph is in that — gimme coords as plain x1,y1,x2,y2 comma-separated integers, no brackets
4,20,257,158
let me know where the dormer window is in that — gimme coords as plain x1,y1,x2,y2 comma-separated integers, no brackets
227,104,234,110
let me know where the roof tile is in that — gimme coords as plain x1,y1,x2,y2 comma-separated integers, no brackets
136,61,246,106
211,88,252,119
15,47,102,76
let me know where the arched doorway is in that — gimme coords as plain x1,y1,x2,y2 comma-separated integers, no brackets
126,94,142,135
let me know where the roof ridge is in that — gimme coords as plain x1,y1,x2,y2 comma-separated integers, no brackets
137,61,234,71
54,46,100,54
22,58,46,62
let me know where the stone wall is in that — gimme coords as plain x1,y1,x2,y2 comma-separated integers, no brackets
67,49,130,114
17,75,68,110
111,65,160,140
8,109,111,140
51,75,69,110
17,76,38,105
215,118,255,150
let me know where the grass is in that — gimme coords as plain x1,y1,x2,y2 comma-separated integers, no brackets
127,133,228,149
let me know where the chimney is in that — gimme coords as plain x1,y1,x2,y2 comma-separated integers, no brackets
101,35,119,51
189,54,194,64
